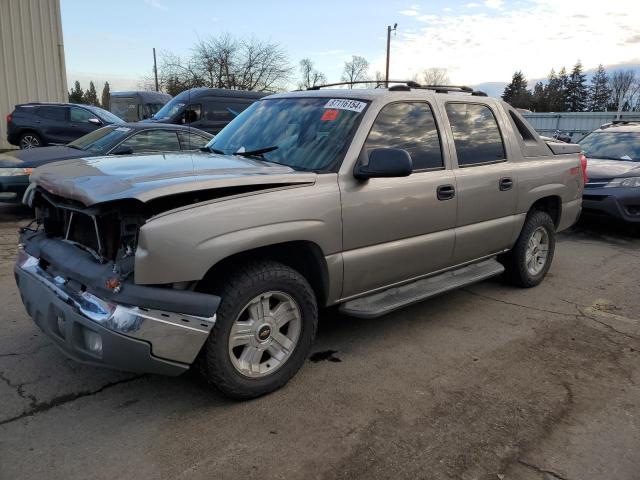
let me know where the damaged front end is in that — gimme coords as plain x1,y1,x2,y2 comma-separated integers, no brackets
14,187,220,375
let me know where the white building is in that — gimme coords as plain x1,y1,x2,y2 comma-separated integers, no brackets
0,0,67,149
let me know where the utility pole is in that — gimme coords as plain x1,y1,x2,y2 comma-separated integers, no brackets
385,23,397,86
153,48,159,92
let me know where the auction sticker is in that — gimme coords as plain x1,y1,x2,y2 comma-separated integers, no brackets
324,99,367,113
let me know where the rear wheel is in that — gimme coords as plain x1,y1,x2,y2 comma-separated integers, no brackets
19,132,41,149
502,210,556,287
198,260,317,399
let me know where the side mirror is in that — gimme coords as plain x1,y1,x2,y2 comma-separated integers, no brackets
88,118,102,126
111,145,134,155
354,148,413,180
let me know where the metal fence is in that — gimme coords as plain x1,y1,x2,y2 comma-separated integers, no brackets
521,112,640,142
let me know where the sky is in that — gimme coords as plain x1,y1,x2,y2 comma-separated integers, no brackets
61,0,640,92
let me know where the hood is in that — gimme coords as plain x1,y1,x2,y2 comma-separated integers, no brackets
0,146,92,168
30,152,317,206
585,158,640,179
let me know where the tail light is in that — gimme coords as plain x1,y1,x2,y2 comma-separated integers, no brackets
6,114,12,124
579,153,588,184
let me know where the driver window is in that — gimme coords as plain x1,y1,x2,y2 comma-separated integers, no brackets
70,107,94,123
182,104,201,124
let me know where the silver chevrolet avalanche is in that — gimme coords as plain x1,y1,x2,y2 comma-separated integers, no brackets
15,83,585,399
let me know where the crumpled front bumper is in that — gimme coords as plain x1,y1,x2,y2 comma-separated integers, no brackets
14,248,217,376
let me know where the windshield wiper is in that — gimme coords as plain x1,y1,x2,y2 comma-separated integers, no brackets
206,147,225,154
234,146,279,158
67,145,84,150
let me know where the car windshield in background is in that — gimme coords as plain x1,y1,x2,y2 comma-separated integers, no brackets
68,126,131,153
579,132,640,161
153,100,186,120
206,97,368,171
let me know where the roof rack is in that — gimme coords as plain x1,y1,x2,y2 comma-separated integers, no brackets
307,80,487,96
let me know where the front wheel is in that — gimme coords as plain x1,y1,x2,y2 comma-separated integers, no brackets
501,210,556,288
198,261,317,399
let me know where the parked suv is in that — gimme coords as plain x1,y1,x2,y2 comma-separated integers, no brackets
16,83,584,399
6,103,123,149
579,121,640,223
144,88,266,134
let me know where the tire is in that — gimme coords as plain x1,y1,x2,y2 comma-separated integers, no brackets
19,132,41,149
198,260,318,399
501,210,556,288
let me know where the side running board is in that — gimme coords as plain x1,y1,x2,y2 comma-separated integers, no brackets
339,258,504,319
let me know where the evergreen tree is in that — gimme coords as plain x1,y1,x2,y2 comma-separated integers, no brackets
501,71,532,109
588,64,611,111
101,82,111,110
566,61,588,112
545,69,563,112
530,81,547,112
83,81,99,106
557,67,570,112
68,81,84,103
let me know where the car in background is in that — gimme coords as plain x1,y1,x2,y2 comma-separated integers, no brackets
579,121,640,223
0,123,212,203
144,87,266,134
6,103,124,149
109,91,172,122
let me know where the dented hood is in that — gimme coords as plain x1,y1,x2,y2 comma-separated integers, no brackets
30,152,317,206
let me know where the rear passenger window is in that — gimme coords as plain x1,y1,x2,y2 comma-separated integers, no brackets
177,131,211,150
38,106,66,121
445,103,506,166
364,102,443,170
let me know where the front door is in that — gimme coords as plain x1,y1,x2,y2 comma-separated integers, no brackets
443,102,518,264
340,101,457,298
69,107,101,142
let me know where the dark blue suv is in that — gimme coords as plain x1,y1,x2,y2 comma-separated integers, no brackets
580,122,640,223
6,103,123,149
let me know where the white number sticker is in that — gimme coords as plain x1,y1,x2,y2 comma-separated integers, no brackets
324,99,367,113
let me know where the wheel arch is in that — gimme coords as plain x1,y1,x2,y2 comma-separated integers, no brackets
528,195,562,229
197,240,330,307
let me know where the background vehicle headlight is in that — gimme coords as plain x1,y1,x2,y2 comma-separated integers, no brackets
0,167,33,177
605,177,640,188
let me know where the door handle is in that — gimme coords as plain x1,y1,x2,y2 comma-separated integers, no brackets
437,184,455,201
499,177,513,191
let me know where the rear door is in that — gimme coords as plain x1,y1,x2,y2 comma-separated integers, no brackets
35,106,69,144
442,101,518,264
340,101,457,298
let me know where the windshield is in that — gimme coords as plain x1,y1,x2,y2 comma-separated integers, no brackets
68,126,132,153
579,132,640,161
152,98,186,120
206,97,368,171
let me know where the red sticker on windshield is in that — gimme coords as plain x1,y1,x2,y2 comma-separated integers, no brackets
321,109,339,121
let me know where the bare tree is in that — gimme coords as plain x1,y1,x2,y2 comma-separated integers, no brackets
341,55,369,87
143,34,293,95
610,70,637,114
374,71,385,88
421,68,450,86
298,58,327,90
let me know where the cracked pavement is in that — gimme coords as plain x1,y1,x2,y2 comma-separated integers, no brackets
1,203,639,480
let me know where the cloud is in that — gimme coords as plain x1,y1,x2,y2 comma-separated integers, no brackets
374,0,640,85
399,9,419,16
466,2,480,7
443,7,453,12
484,0,504,8
143,0,168,11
